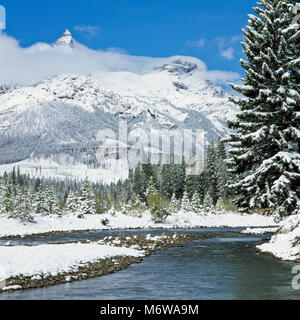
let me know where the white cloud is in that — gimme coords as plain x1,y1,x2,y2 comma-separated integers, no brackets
216,36,241,60
220,47,235,60
0,32,240,86
74,25,102,39
230,35,242,43
186,39,205,48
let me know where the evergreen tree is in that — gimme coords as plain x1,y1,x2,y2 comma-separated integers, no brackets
181,190,192,212
226,0,300,216
44,183,60,215
16,167,24,187
176,157,186,197
133,165,144,200
216,139,228,201
11,188,34,222
203,191,214,209
197,172,206,203
204,143,218,205
3,175,13,212
185,174,197,199
77,179,97,215
33,185,46,215
65,191,79,214
170,192,180,213
129,193,145,211
0,180,6,213
160,164,173,198
145,176,158,205
191,191,202,212
141,150,153,189
11,167,17,195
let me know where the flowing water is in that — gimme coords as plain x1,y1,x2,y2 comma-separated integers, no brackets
0,228,299,300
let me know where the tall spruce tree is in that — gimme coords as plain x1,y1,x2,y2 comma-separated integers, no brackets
170,192,180,213
226,0,300,216
65,191,79,214
145,176,158,205
181,190,192,212
191,191,202,212
78,178,97,215
204,143,218,205
133,165,145,200
216,139,229,201
160,164,173,198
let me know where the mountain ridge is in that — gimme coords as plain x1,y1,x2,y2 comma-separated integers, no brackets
0,30,238,182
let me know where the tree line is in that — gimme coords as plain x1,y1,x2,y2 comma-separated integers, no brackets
0,140,230,222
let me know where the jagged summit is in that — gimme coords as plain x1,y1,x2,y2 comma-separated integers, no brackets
155,59,198,75
53,29,74,48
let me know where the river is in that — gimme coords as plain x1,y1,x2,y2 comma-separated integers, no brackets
0,228,299,300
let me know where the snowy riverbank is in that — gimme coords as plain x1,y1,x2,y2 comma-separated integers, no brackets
257,215,300,261
0,232,209,292
0,242,143,292
0,210,278,238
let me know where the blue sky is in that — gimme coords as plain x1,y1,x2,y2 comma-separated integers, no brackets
1,0,256,76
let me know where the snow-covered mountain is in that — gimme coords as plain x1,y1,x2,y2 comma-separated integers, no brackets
0,30,238,182
53,29,74,49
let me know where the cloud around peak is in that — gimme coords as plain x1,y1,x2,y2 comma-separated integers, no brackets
0,31,240,86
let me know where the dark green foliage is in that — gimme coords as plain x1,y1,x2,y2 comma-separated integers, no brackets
0,140,230,218
226,0,300,216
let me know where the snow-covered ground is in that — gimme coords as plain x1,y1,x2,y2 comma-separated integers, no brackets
241,227,279,234
0,210,277,238
257,215,300,261
0,242,143,291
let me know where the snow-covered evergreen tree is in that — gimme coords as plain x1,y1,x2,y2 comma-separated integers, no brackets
204,143,218,205
170,192,180,213
0,180,6,213
44,183,60,215
216,139,228,201
160,164,173,198
226,0,300,217
185,174,197,199
33,185,46,215
191,191,202,212
133,165,144,200
77,178,97,215
129,192,146,211
2,175,13,213
65,191,79,214
181,190,192,212
10,188,34,222
145,176,158,204
203,191,214,209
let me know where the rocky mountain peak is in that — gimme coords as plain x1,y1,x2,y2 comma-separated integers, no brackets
53,29,74,48
155,59,198,75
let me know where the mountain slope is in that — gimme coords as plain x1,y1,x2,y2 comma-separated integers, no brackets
0,31,238,182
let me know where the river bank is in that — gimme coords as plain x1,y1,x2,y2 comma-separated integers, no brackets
1,228,298,300
257,214,300,262
0,210,277,238
0,232,213,292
